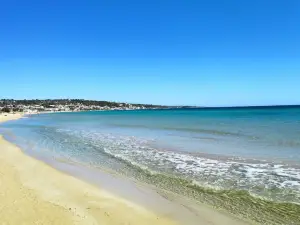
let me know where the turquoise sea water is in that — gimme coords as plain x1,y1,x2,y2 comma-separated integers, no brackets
1,107,300,224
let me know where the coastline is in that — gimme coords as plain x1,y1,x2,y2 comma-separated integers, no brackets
0,113,251,225
0,112,24,122
0,114,177,225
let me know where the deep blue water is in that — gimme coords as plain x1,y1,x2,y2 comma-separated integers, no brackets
1,107,300,204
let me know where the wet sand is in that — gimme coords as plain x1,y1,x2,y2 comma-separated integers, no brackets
0,113,251,225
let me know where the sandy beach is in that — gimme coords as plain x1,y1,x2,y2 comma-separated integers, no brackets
0,113,24,123
0,113,178,225
0,113,251,225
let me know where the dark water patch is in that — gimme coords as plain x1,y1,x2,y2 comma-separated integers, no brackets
110,123,257,139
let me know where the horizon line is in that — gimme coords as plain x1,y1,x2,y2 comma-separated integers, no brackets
1,99,300,109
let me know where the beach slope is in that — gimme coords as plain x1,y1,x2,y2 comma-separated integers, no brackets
0,114,177,225
0,114,253,225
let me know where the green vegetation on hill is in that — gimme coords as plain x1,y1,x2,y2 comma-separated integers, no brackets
0,99,170,112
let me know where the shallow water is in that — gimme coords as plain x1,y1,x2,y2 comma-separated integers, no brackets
1,107,300,224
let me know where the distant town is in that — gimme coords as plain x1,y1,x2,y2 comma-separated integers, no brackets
0,99,171,114
1,99,298,114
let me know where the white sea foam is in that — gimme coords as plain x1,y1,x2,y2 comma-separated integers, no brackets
55,128,300,202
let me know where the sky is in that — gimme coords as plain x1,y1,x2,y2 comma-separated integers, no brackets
1,0,300,106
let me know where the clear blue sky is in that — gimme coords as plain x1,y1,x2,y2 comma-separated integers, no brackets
1,0,299,106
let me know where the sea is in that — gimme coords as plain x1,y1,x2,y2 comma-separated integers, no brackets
1,107,300,224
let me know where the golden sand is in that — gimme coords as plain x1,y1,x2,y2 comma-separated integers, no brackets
0,114,177,225
0,113,250,225
0,113,24,123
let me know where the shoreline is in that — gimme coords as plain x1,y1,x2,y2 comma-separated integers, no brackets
0,112,25,122
0,113,178,225
0,113,251,225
